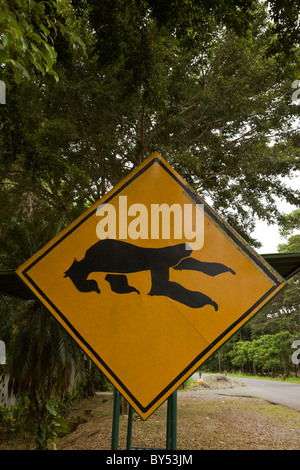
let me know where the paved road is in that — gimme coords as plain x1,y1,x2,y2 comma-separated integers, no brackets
218,376,300,412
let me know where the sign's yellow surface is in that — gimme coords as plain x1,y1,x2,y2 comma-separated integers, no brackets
17,153,286,419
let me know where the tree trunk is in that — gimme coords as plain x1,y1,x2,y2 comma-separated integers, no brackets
120,395,128,415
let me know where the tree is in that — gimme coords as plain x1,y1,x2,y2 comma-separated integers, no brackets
227,331,297,376
252,332,295,376
7,301,83,398
249,209,300,338
208,208,300,374
0,0,300,433
1,1,299,245
278,208,300,253
230,341,252,374
0,0,85,84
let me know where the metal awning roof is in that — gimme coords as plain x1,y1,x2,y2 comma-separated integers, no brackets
0,270,34,299
0,252,299,300
262,252,300,281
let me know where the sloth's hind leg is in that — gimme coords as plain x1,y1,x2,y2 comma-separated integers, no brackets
105,274,140,294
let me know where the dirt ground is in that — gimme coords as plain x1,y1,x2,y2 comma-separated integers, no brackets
57,375,300,451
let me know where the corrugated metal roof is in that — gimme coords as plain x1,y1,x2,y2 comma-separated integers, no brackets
262,253,300,280
0,270,34,299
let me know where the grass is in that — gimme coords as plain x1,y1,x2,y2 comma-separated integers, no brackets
202,371,300,384
179,377,199,390
56,391,300,450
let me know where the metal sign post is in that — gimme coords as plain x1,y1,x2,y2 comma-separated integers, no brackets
111,388,121,450
166,391,177,450
111,389,177,450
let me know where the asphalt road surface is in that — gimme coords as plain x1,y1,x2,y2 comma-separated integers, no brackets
219,377,300,412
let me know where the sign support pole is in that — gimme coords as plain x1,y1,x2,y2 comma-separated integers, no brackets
166,390,177,450
126,404,134,449
111,388,121,450
111,389,178,450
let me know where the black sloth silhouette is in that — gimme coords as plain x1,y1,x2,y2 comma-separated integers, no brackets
63,239,236,311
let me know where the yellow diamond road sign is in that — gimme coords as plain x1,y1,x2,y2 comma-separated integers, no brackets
17,152,286,419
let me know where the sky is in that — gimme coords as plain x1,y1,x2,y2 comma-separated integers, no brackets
253,172,300,254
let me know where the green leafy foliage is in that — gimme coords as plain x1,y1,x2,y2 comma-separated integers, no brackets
0,393,69,449
10,394,68,449
0,0,85,83
1,1,299,243
0,404,16,436
206,223,300,375
0,0,58,82
0,0,299,443
229,331,297,375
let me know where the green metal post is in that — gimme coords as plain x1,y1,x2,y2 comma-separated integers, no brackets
126,405,134,450
124,391,178,450
166,390,177,450
111,388,121,450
